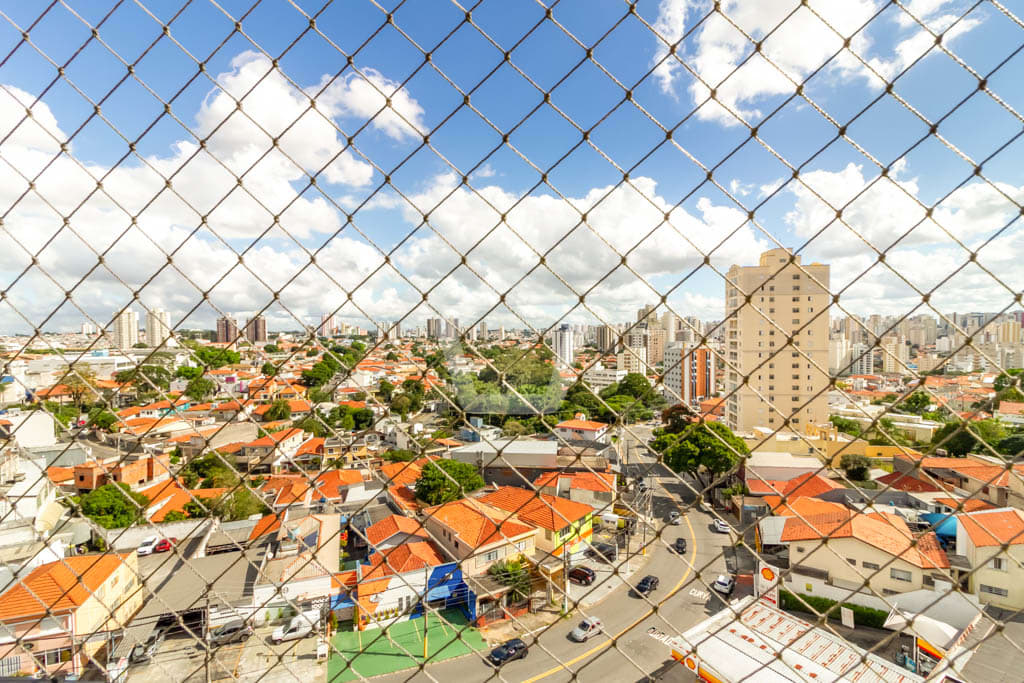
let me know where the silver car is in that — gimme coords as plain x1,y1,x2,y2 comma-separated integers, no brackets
569,616,603,642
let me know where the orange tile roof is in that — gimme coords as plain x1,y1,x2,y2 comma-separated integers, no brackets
0,553,133,619
555,419,608,431
479,486,593,532
533,471,615,493
117,406,144,418
934,497,994,512
998,401,1024,416
763,496,849,519
424,499,534,547
781,511,948,569
245,427,304,448
388,484,421,512
875,471,943,493
365,514,428,546
958,508,1024,547
362,541,446,580
249,513,284,541
296,437,325,456
46,466,75,485
379,460,425,487
337,400,367,409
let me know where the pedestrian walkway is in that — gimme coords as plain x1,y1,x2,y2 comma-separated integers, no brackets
327,610,486,682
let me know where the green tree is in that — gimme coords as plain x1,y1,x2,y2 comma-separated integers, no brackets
87,407,118,431
379,379,395,402
415,460,485,505
75,484,149,529
263,399,292,422
931,419,1007,457
994,369,1024,394
385,351,399,361
294,416,327,437
661,421,749,495
261,362,278,377
263,344,280,354
487,558,532,601
829,415,862,438
502,419,529,437
998,433,1024,457
840,454,870,481
308,387,333,403
896,392,932,415
115,365,172,390
381,449,417,462
390,395,412,417
185,377,216,401
59,364,98,409
175,366,203,380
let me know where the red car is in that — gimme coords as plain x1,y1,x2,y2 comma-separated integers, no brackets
154,538,178,553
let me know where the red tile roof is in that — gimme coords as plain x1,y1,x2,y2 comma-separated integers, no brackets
244,427,304,448
875,471,943,493
425,499,534,548
533,471,615,493
479,486,593,531
365,514,428,546
0,553,133,619
555,419,608,431
958,508,1024,547
362,541,446,579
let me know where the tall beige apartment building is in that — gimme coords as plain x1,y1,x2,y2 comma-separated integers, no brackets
724,248,830,433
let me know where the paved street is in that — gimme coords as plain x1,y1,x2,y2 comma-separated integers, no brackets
369,467,743,683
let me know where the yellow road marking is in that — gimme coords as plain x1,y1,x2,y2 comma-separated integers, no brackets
520,511,697,683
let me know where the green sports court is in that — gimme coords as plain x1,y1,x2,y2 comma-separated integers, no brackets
326,610,487,682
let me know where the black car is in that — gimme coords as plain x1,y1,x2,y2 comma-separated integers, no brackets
488,638,528,666
568,566,596,585
129,629,165,664
673,538,687,554
635,575,660,596
589,542,618,563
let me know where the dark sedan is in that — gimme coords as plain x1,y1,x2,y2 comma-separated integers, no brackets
488,638,528,666
673,538,687,553
634,575,660,596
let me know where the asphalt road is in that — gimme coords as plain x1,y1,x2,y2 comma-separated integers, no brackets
374,468,741,683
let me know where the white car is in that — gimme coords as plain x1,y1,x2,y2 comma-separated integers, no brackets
137,536,159,556
272,612,319,644
712,574,736,595
712,519,731,534
569,616,603,642
668,511,682,526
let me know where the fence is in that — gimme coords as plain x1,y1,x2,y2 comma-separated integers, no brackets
0,1,1022,682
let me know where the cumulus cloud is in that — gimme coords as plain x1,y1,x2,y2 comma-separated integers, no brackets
650,0,981,125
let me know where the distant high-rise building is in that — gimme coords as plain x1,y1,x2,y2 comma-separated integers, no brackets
216,316,238,344
427,318,443,339
113,310,139,350
849,343,876,375
245,315,268,343
477,322,487,340
498,326,505,341
617,345,647,375
647,327,667,365
444,319,456,339
81,322,96,335
724,248,830,432
596,325,618,354
829,337,852,375
636,304,656,324
553,323,574,369
664,344,715,405
146,309,171,347
319,312,335,336
881,336,909,375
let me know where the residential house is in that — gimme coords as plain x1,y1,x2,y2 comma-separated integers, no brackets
779,509,949,596
449,440,609,487
138,478,229,522
251,399,313,422
477,486,594,559
260,469,376,511
72,454,172,493
420,499,537,577
208,400,252,422
553,417,610,444
955,507,1024,610
894,453,1024,509
0,553,143,677
364,514,430,552
253,514,340,622
236,428,307,474
532,471,616,511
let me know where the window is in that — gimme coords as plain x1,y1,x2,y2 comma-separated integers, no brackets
890,568,912,582
990,557,1007,571
980,584,1009,597
42,648,72,666
795,546,805,553
484,549,499,562
863,561,880,570
515,541,527,551
0,657,18,676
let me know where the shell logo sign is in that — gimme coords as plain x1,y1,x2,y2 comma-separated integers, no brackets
761,567,775,582
756,561,780,606
684,655,698,671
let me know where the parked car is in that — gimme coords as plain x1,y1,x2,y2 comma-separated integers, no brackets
634,575,660,596
129,629,165,664
209,619,254,646
271,612,319,644
672,538,687,554
712,519,731,534
668,511,682,526
154,537,178,553
712,574,736,596
137,535,159,556
569,616,603,642
589,542,618,563
488,638,528,666
568,566,596,586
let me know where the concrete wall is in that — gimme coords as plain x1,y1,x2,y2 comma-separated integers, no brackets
96,519,212,550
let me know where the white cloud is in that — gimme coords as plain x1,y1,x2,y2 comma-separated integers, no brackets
650,0,981,125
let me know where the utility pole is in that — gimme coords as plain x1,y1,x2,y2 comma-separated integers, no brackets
423,566,429,662
562,539,569,615
204,588,211,683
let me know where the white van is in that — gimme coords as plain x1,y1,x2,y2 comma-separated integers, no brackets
271,611,319,644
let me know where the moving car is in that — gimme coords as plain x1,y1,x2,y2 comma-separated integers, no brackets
137,536,159,556
668,511,682,526
712,574,736,596
488,638,528,666
569,616,603,642
568,566,596,585
634,575,660,596
271,612,319,644
712,519,731,534
589,542,618,563
154,537,178,553
209,619,254,646
672,538,687,554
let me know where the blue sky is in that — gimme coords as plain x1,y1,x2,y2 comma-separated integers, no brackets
0,0,1021,336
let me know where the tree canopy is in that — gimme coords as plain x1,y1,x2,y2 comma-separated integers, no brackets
75,483,149,528
414,459,485,505
931,419,1007,457
263,399,292,422
184,376,216,401
655,421,749,493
